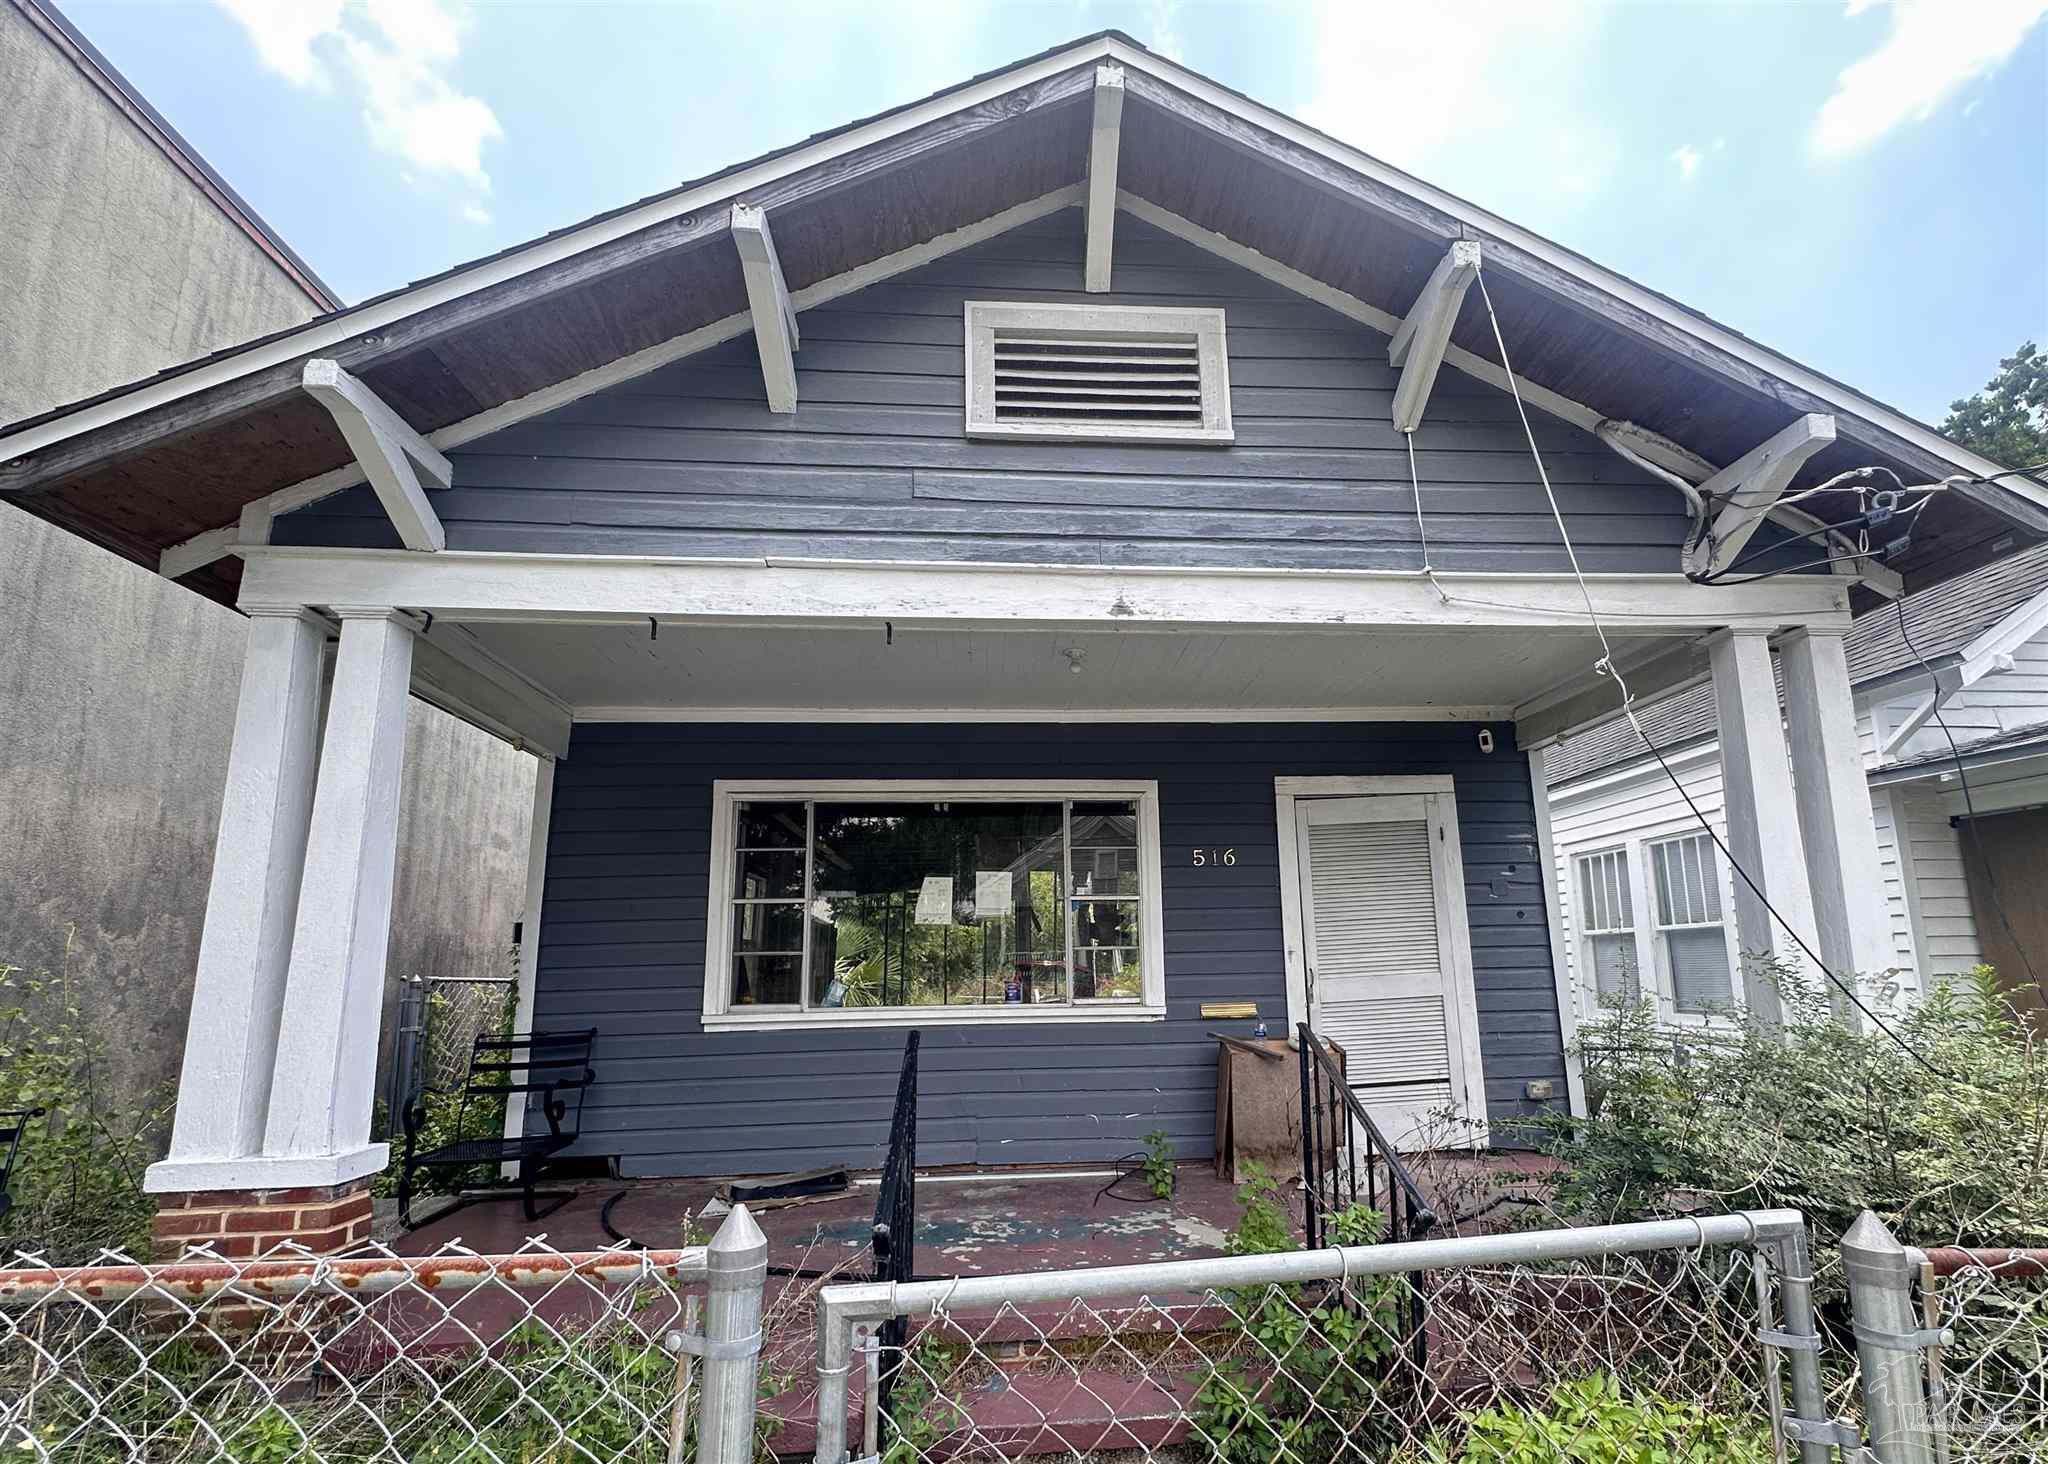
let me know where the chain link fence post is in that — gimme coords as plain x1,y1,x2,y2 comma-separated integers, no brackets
1766,1222,1838,1464
1845,1210,1939,1464
693,1203,767,1464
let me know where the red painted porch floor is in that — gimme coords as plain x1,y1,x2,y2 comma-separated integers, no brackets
386,1157,1558,1457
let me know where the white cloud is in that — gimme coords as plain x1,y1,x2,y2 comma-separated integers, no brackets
1670,143,1704,182
1145,0,1187,65
1812,0,2048,156
1298,0,1620,202
215,0,502,205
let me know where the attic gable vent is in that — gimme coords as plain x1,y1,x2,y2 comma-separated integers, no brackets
965,301,1232,444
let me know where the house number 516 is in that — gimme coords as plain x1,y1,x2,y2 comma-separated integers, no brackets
1191,847,1237,866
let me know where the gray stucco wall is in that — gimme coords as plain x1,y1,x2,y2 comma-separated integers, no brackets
277,208,1698,571
532,720,1563,1177
0,0,319,422
0,506,537,1120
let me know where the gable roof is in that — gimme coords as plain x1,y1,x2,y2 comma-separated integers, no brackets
2,29,2043,608
1546,541,2048,786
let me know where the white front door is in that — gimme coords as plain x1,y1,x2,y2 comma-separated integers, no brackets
1296,792,1483,1148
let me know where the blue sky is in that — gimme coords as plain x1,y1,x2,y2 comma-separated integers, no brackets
66,0,2048,424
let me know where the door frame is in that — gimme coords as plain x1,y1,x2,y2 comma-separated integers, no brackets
1273,774,1490,1131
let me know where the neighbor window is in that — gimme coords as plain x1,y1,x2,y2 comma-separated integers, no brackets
1648,833,1733,1013
963,301,1233,444
1573,848,1640,1005
705,781,1165,1028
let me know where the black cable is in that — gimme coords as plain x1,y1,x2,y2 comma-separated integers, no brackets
1891,596,2042,988
1096,1151,1173,1206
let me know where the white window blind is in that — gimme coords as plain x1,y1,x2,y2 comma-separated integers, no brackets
1573,848,1640,1005
964,301,1232,444
1650,833,1732,1012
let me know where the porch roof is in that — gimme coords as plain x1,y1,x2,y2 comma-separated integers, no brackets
4,33,2043,607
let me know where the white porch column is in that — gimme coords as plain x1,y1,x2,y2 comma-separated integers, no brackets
261,607,417,1182
145,607,327,1191
1779,626,1894,1012
1707,627,1817,1024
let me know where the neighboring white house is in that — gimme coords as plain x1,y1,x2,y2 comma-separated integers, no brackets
1543,543,2048,1030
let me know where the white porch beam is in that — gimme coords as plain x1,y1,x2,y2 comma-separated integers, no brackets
1708,627,1818,1024
1684,414,1837,580
1778,626,1894,1006
261,608,417,1185
410,622,574,758
241,548,1854,634
730,204,799,413
144,607,328,1193
1389,240,1481,433
301,359,449,552
1514,637,1715,748
1083,64,1125,292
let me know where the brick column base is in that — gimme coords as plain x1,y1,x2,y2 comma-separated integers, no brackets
150,1178,375,1258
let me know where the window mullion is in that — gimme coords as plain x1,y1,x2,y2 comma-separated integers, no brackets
1062,800,1075,1005
798,801,815,1012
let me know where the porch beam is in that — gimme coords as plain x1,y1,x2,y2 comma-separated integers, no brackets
730,204,798,413
241,548,1854,634
410,622,574,758
1389,240,1481,433
1683,414,1837,581
301,359,449,552
262,608,416,1183
1514,637,1715,749
1708,626,1818,1023
1083,64,1124,292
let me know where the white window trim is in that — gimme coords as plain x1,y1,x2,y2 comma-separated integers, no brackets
963,299,1233,445
1570,843,1642,1013
701,778,1166,1031
1643,831,1738,1018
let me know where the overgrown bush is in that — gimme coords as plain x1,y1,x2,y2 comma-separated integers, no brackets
0,955,168,1262
1543,962,2046,1253
1419,1372,1774,1463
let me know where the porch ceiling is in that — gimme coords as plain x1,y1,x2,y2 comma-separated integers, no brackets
455,618,1657,722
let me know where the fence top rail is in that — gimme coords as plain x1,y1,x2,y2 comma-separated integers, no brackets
0,1242,710,1307
1910,1245,2048,1279
817,1208,1807,1327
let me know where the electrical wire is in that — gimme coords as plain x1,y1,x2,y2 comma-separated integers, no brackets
1890,597,2043,989
1472,265,1970,1083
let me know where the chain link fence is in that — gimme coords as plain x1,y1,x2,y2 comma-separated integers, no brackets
1912,1249,2048,1463
0,1236,721,1462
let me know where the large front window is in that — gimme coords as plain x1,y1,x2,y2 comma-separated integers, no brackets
705,781,1164,1028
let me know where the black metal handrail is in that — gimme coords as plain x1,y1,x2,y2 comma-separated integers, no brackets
1296,1022,1437,1249
871,1029,920,1420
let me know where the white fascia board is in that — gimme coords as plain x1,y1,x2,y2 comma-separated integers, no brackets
301,359,449,552
409,623,574,758
1083,64,1125,292
1546,737,1722,807
1388,241,1481,432
1684,415,1837,579
239,547,1854,632
1957,585,2048,685
1092,37,2048,517
157,187,1083,579
729,204,798,413
0,38,1120,468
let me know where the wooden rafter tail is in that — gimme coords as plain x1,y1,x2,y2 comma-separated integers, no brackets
730,204,798,414
299,359,447,553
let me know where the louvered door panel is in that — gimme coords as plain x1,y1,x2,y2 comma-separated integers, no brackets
1298,795,1463,1147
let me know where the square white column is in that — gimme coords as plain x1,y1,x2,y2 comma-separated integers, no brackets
260,607,417,1185
1707,627,1818,1025
1780,626,1894,1015
146,607,327,1192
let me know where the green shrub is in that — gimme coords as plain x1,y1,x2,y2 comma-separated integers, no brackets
1543,962,2047,1253
1141,1127,1176,1199
1421,1373,1773,1463
0,957,167,1262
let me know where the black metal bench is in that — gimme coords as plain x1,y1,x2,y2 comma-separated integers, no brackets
397,1029,596,1230
0,1108,45,1222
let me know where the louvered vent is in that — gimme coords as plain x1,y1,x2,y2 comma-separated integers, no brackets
991,334,1204,426
965,302,1233,443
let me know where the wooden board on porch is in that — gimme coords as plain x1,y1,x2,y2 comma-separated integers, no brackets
1213,1036,1318,1183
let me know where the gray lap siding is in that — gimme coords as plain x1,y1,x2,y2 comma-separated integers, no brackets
274,208,1698,571
533,721,1564,1177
